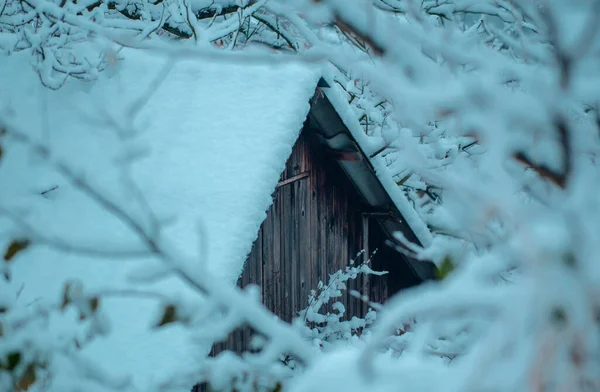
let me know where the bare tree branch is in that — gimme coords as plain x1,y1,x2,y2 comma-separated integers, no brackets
0,205,153,258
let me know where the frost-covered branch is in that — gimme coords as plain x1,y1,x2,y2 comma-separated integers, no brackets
0,0,303,87
297,252,385,348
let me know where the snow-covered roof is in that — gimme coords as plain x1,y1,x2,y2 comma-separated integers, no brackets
1,50,319,390
318,81,433,248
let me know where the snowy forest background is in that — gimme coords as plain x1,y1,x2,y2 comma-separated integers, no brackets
1,0,600,391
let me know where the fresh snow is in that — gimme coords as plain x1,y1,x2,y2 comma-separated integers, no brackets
321,70,434,249
0,49,319,390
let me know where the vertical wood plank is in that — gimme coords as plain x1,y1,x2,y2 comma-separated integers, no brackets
297,177,309,316
273,190,282,318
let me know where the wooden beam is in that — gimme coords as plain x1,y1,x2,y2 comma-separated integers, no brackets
276,171,310,188
362,214,369,263
362,211,401,221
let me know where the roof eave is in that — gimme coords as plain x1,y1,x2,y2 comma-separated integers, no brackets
306,81,437,281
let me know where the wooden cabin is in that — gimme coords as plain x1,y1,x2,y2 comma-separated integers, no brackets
210,80,436,356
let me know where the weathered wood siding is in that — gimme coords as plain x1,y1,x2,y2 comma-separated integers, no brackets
210,129,417,355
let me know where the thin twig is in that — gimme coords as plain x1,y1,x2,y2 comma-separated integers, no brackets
0,205,152,258
6,128,162,254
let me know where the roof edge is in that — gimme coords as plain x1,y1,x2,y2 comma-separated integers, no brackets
306,80,436,281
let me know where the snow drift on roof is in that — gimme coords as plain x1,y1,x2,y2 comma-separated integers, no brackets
0,49,319,390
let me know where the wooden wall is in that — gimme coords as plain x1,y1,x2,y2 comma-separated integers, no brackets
209,129,419,356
